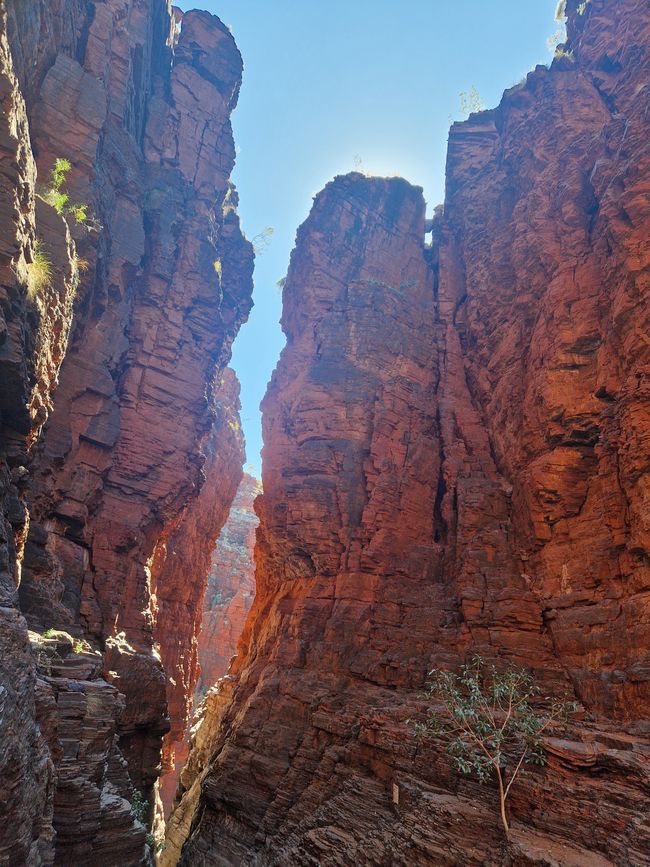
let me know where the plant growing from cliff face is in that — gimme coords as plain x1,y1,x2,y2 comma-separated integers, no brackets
554,46,575,61
459,86,485,117
50,157,71,189
73,254,89,273
26,241,52,297
410,657,576,834
131,791,148,824
252,226,274,255
41,157,92,225
73,639,90,654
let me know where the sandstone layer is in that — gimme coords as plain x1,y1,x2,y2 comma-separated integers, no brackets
159,471,259,818
156,380,252,819
196,471,260,694
0,1,252,864
171,1,650,864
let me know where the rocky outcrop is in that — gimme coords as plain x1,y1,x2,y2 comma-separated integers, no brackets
155,371,248,819
158,470,259,818
171,1,650,863
0,1,252,863
196,472,260,694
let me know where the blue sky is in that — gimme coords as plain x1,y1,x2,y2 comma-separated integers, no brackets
178,1,562,477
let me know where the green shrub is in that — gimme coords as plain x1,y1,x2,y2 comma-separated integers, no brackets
459,86,484,117
131,791,148,823
409,656,576,834
68,203,89,225
252,226,274,255
554,46,575,61
40,157,93,226
50,158,71,191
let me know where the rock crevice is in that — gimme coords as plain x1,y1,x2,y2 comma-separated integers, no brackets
170,1,650,864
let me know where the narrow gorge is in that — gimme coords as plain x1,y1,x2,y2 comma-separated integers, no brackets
1,0,649,866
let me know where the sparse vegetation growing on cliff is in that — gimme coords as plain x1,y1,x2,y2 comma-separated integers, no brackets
554,46,575,61
252,226,274,255
73,639,91,654
449,86,485,126
411,657,576,834
26,241,52,297
130,791,148,824
459,86,485,116
40,157,92,226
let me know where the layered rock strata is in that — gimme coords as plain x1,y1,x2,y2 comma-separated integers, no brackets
170,1,650,864
155,375,250,819
196,471,260,695
159,471,259,817
0,1,252,864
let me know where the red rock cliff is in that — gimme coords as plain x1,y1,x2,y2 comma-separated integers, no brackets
196,471,260,694
0,1,253,864
170,1,649,864
158,470,259,818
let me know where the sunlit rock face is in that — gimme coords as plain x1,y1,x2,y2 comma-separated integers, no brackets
0,0,252,862
196,472,260,695
170,1,650,863
155,370,247,821
158,466,259,818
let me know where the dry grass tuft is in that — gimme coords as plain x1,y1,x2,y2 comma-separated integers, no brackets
26,241,52,297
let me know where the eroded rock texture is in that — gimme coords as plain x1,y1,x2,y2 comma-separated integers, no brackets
0,1,252,864
159,470,259,818
156,372,249,819
172,1,650,864
196,471,260,694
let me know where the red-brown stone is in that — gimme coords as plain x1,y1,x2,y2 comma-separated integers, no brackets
171,2,650,864
196,472,260,695
0,0,253,863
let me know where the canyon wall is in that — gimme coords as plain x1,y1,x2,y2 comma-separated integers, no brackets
170,1,649,864
0,1,252,864
159,470,258,817
196,471,260,694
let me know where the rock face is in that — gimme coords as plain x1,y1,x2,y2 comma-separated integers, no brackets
196,472,260,694
159,471,259,818
0,1,252,864
172,1,650,864
155,369,246,820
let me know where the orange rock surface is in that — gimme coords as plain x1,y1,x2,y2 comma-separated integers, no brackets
0,0,252,863
196,472,260,694
171,2,650,864
159,471,259,818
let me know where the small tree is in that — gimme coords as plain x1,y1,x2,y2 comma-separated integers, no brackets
251,226,274,255
412,657,576,834
459,86,485,117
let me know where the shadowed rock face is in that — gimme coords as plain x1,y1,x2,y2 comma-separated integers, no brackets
159,471,259,818
171,1,650,864
0,0,252,863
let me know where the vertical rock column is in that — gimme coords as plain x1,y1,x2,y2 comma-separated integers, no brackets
166,174,443,865
0,0,254,862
